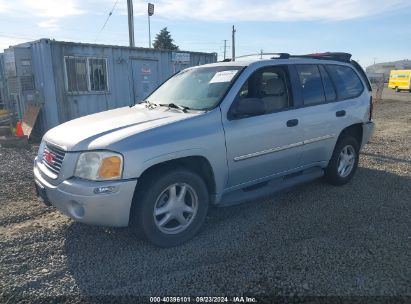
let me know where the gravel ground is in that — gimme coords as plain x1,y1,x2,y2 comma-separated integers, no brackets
0,98,410,303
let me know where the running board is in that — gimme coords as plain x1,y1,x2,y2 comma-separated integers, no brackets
219,167,324,207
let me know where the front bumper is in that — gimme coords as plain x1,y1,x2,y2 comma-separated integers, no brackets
362,121,375,148
34,162,137,227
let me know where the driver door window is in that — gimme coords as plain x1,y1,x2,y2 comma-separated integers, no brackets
235,67,291,116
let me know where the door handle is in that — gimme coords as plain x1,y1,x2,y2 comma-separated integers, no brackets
286,119,299,127
336,110,346,117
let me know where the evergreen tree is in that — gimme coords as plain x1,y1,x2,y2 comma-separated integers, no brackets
152,27,179,50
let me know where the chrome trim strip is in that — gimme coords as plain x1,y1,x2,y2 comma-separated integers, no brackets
303,134,335,145
233,134,335,162
234,142,304,162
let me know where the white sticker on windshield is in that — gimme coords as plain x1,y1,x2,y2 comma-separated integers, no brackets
209,70,238,83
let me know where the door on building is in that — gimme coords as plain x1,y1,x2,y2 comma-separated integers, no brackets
131,59,159,103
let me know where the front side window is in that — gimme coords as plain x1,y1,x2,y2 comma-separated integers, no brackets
234,66,291,115
296,64,325,105
146,66,241,110
326,64,364,99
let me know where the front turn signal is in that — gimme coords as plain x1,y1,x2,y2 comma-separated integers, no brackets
98,156,122,179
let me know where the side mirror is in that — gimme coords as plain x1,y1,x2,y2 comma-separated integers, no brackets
229,98,266,119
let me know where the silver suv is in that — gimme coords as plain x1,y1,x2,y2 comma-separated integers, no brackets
34,52,375,247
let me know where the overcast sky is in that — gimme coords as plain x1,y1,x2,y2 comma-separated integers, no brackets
0,0,410,67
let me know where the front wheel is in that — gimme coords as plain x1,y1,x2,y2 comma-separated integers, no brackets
325,136,359,186
131,168,209,247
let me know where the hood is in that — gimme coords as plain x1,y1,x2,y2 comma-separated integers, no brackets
43,104,200,151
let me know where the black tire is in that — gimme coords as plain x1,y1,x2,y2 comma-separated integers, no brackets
325,136,359,186
131,168,209,247
395,87,400,92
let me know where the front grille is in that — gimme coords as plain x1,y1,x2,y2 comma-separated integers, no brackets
42,143,66,175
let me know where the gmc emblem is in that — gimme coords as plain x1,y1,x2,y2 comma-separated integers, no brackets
44,150,55,164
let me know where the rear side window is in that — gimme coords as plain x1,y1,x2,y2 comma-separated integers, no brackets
319,65,336,101
296,65,325,105
326,65,364,99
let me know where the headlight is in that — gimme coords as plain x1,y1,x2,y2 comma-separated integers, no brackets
74,151,123,181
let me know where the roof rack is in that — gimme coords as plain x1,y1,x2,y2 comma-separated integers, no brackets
274,52,352,62
222,52,352,62
235,52,290,59
229,52,351,62
219,53,289,62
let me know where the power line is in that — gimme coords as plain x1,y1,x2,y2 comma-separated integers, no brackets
95,0,120,42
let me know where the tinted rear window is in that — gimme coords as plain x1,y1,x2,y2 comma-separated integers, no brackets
326,65,364,99
319,65,336,101
296,65,325,105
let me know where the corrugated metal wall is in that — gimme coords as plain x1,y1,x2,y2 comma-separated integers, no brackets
29,39,217,133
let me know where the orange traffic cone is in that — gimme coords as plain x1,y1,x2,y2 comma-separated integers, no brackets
16,121,24,137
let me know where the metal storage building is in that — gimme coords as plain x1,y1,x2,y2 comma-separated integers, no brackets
2,39,217,134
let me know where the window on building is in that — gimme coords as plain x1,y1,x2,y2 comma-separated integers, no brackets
65,57,88,92
326,65,364,99
89,58,108,91
296,65,325,105
20,76,35,91
65,57,108,93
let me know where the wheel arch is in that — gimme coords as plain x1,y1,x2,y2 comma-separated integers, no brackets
130,155,217,219
337,123,363,147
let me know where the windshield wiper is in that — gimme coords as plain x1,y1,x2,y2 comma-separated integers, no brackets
142,100,159,109
159,103,190,112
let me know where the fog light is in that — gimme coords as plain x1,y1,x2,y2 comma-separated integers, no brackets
94,186,115,194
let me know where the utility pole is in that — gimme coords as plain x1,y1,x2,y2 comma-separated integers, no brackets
260,49,263,59
232,25,236,61
223,39,227,60
127,0,135,47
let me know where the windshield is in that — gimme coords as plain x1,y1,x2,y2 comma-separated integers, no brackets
146,66,242,110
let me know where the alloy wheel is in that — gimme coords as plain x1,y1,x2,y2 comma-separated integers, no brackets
153,183,199,234
337,145,356,178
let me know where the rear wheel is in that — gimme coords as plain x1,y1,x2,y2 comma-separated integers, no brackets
325,136,359,185
131,168,209,247
395,87,400,92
